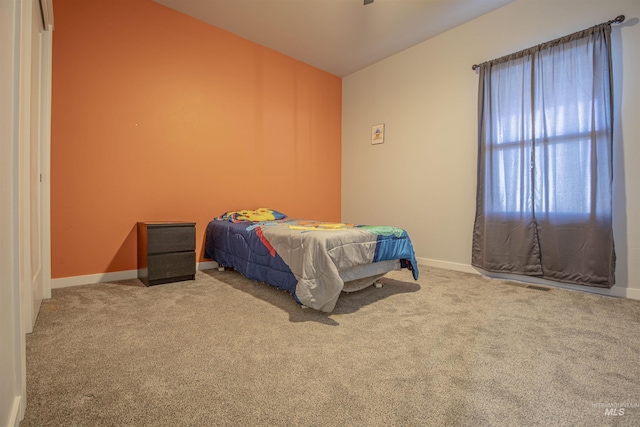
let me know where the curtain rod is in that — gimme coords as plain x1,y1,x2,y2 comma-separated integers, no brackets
471,15,626,71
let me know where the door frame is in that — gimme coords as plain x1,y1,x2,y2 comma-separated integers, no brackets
7,0,53,424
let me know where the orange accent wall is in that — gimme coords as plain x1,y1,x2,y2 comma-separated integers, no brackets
50,0,342,279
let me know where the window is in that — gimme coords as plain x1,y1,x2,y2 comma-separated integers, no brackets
472,23,616,288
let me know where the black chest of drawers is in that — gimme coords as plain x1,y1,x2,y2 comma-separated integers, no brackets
137,221,196,286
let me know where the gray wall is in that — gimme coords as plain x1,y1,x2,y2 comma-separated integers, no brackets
342,0,640,299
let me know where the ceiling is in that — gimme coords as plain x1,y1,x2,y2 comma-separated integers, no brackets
153,0,515,77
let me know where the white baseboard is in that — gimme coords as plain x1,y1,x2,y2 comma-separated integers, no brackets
51,261,220,289
625,288,640,300
10,396,22,427
418,257,640,301
48,257,640,301
51,269,139,288
481,270,640,300
416,257,478,274
197,261,218,271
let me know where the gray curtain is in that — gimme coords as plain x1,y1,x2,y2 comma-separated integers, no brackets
472,24,616,288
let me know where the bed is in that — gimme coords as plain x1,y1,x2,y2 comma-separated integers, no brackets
204,208,419,312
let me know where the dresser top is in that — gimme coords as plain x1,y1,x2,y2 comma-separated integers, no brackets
138,221,196,227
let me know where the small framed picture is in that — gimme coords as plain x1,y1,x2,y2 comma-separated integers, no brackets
371,123,385,145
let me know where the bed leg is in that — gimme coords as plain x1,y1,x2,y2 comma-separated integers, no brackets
374,282,383,288
217,266,225,272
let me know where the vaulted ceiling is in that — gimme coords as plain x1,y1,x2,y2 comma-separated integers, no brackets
153,0,515,77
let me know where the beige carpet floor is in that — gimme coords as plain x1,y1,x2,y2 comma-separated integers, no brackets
21,266,640,426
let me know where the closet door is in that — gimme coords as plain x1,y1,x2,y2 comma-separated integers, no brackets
20,0,52,332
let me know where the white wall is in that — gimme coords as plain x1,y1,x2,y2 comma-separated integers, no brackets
342,0,640,298
0,1,26,426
